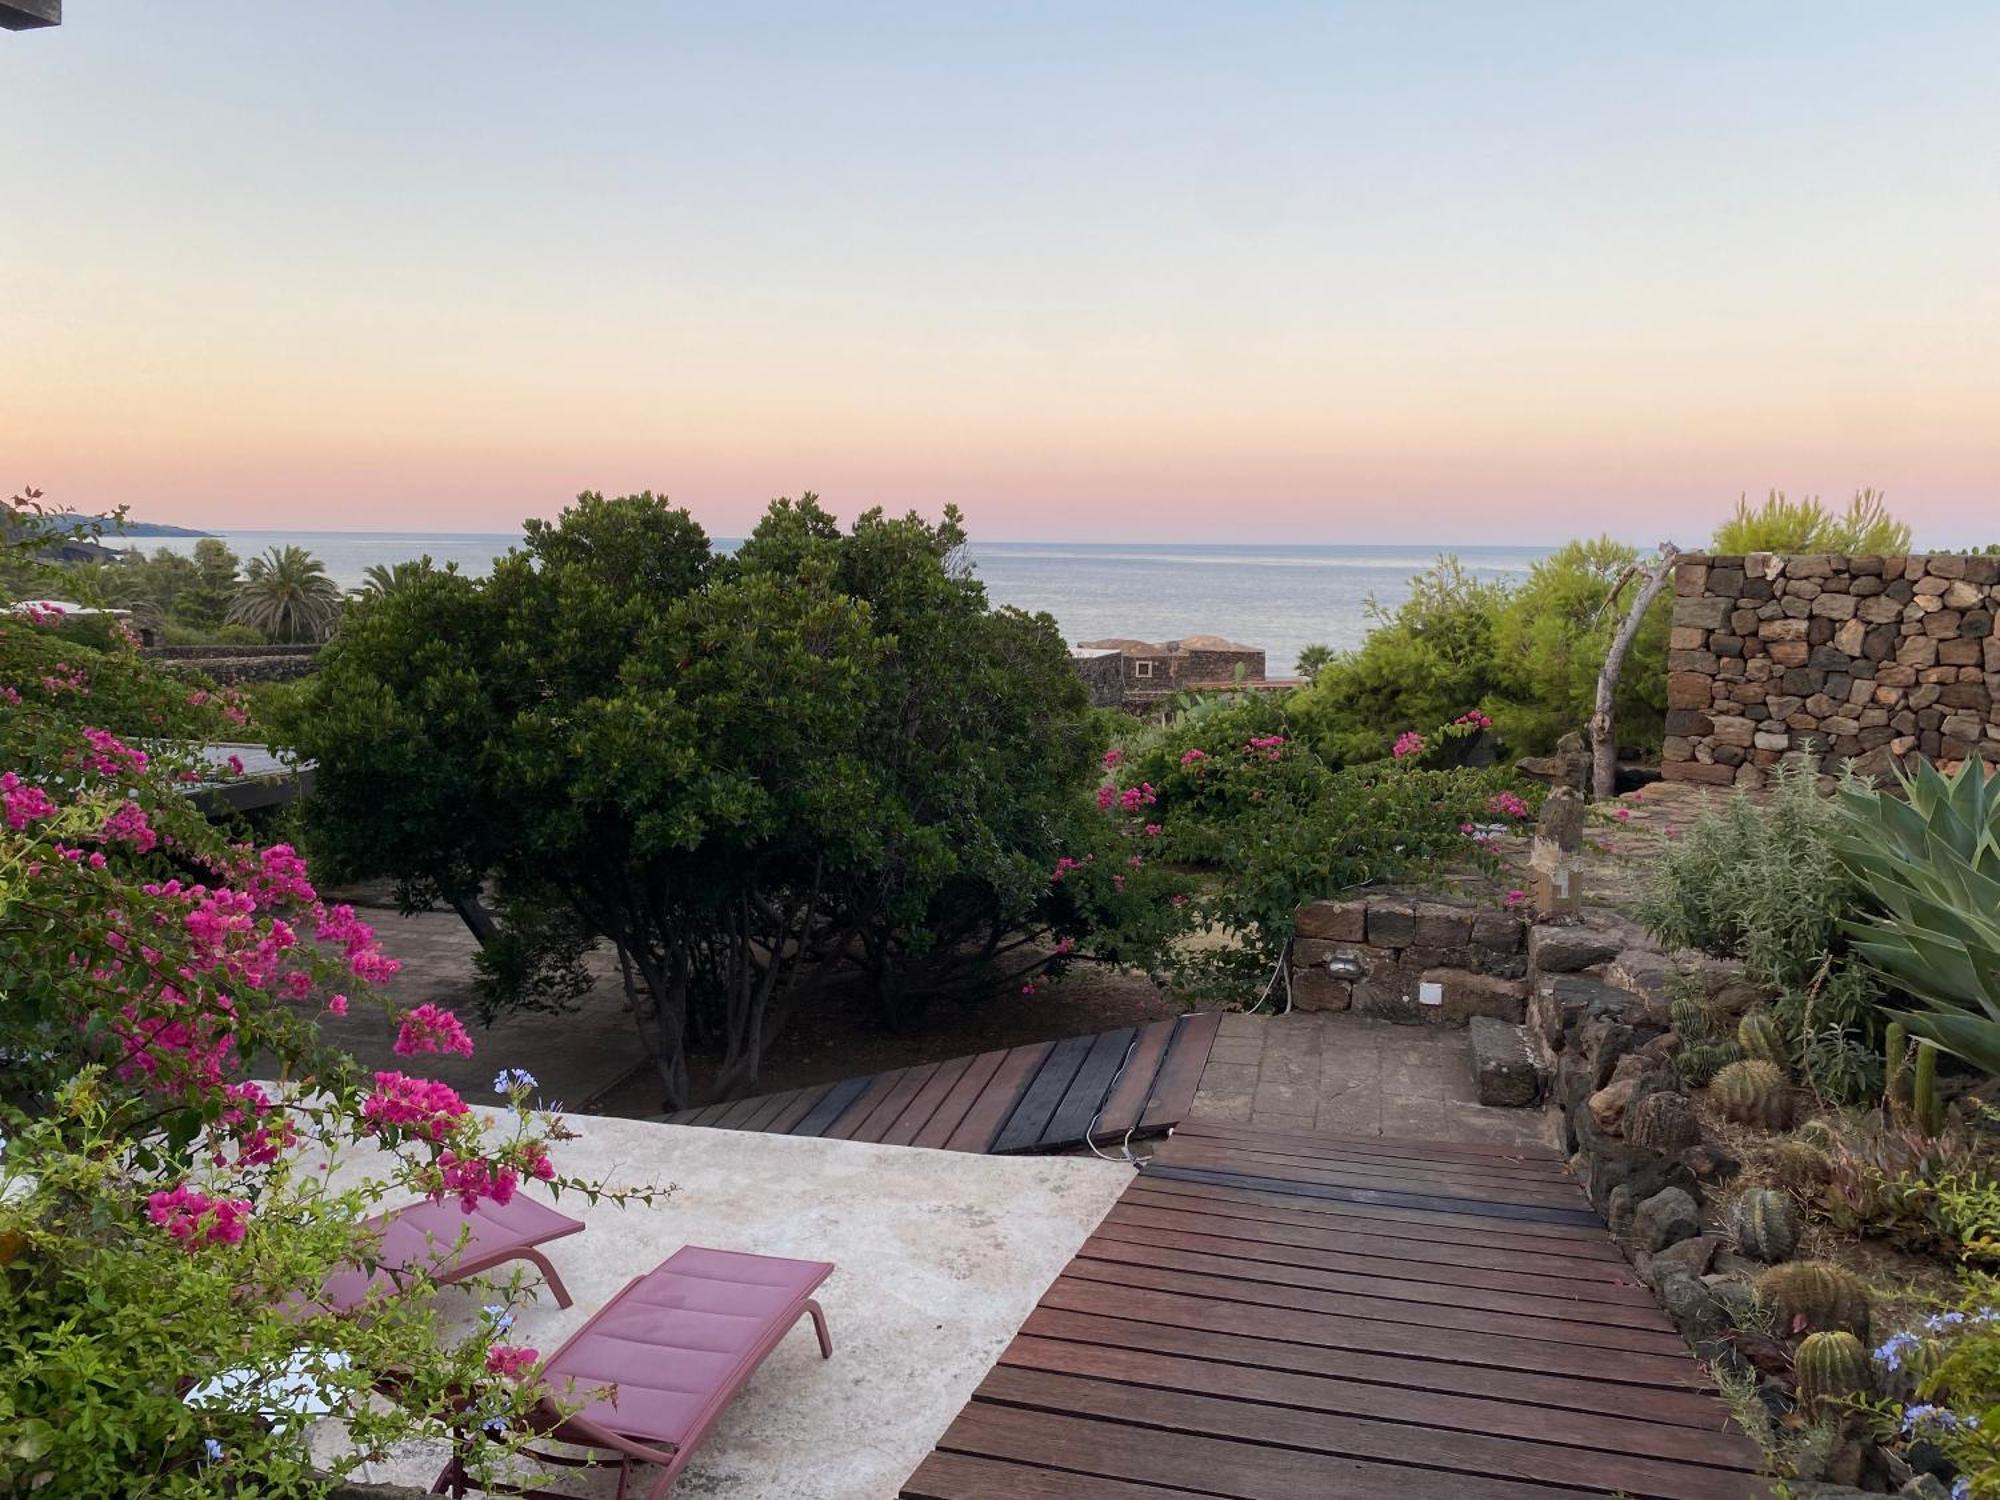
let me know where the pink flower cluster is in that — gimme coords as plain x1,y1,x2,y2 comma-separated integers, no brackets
2,772,56,830
486,1346,539,1380
1143,823,1162,837
1503,889,1527,908
40,664,88,695
214,1080,297,1168
1179,748,1206,766
82,727,148,777
362,1071,471,1143
146,1184,252,1249
1102,748,1124,768
1486,792,1531,820
395,1003,474,1058
100,801,159,852
1453,710,1493,730
436,1150,517,1211
1049,855,1083,883
21,603,66,627
1118,783,1157,813
1391,731,1426,760
1245,735,1286,761
316,901,401,985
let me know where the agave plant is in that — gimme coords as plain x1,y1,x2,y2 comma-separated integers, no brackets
1832,757,2000,1074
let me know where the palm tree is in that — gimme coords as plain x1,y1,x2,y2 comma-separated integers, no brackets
358,557,436,598
227,545,344,643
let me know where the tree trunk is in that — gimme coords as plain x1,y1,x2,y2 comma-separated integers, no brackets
449,891,499,946
1591,543,1679,801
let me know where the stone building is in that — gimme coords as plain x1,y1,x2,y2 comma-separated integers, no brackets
1072,635,1268,711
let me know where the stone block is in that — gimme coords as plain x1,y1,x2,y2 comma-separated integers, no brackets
1364,900,1415,948
1672,560,1709,596
1469,909,1523,954
1293,898,1367,942
1423,967,1529,1024
1529,922,1621,973
1671,595,1730,630
1289,968,1353,1013
1469,1016,1539,1106
1767,641,1810,667
1409,901,1473,949
1660,759,1736,786
1809,592,1857,619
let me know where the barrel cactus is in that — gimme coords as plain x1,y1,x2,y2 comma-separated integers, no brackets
1765,1138,1833,1193
1669,994,1716,1041
1793,1331,1873,1418
1737,1009,1788,1070
1626,1090,1701,1152
1755,1260,1871,1340
1676,1040,1742,1087
1711,1059,1796,1130
1727,1187,1802,1262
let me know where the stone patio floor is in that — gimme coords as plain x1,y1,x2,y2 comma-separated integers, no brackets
1188,1009,1556,1149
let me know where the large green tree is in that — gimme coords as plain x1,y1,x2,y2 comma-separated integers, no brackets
283,492,1101,1107
228,544,343,642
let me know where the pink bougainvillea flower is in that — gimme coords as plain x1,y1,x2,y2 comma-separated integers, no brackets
485,1346,540,1380
2,773,58,830
394,1003,475,1058
1102,748,1124,768
1095,784,1116,812
1179,748,1206,767
361,1071,470,1143
1503,889,1527,908
1486,792,1530,820
1392,731,1426,760
146,1184,252,1249
1615,807,1632,822
1143,823,1162,838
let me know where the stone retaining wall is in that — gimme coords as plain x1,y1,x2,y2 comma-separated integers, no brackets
1289,891,1527,1025
1662,551,2000,787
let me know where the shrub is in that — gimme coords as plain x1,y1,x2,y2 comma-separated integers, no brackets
1712,488,1912,555
1871,1282,2000,1492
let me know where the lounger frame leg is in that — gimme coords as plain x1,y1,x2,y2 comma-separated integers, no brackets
520,1247,574,1309
805,1298,833,1358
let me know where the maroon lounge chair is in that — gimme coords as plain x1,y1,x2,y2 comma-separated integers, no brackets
432,1245,836,1500
319,1195,585,1314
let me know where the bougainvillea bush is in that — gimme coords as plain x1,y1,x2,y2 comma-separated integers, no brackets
0,603,629,1496
1102,699,1535,1000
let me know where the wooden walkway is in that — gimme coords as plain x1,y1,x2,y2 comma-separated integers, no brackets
662,1012,1222,1155
902,1117,1769,1500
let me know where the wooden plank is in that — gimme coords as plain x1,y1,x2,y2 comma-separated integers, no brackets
847,1062,943,1144
912,1049,1009,1150
901,1450,1195,1500
1047,1267,1708,1387
944,1042,1052,1153
1150,1142,1593,1210
1138,1011,1222,1130
1088,1217,1673,1324
975,1367,1764,1500
1065,1243,1690,1356
821,1068,911,1141
879,1054,975,1148
766,1082,832,1134
1164,1123,1578,1183
1039,1026,1137,1148
994,1341,1751,1470
1018,1306,1744,1447
678,1100,737,1127
705,1091,778,1130
735,1086,811,1133
1143,1162,1603,1227
1173,1115,1565,1165
1101,1202,1658,1305
936,1403,1586,1500
1126,1176,1624,1258
991,1034,1095,1154
788,1072,876,1137
1090,1018,1179,1140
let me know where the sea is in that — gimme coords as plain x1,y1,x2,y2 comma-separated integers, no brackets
132,531,1556,677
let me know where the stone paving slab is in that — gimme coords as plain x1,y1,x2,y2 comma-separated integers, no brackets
1190,1011,1556,1149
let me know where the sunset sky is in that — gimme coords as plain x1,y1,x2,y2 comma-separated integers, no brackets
7,3,1997,544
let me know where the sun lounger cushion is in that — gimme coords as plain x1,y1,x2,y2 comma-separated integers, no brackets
319,1194,584,1312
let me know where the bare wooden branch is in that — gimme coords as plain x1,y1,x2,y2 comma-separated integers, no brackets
1591,542,1680,801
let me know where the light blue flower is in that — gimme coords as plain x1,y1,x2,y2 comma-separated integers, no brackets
1874,1330,1919,1372
203,1439,224,1462
1925,1311,1968,1332
1904,1403,1964,1435
482,1303,515,1334
1952,1480,1970,1500
493,1068,538,1096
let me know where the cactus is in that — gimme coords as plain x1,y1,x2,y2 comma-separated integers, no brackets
1765,1138,1833,1193
1884,1020,1910,1115
1626,1090,1701,1152
1676,1040,1742,1087
1727,1187,1802,1262
1710,1059,1796,1130
1737,1009,1788,1070
1669,994,1715,1041
1793,1330,1874,1419
1754,1260,1871,1341
1913,1040,1945,1138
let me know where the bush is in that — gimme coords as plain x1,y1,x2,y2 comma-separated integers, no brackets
0,603,630,1496
1713,489,1911,555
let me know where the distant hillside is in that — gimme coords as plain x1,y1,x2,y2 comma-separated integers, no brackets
105,518,213,537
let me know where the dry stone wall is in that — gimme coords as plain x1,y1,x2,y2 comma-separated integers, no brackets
1661,551,2000,787
1289,890,1528,1025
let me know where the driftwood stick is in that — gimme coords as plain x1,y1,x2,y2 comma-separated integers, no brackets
1591,542,1680,800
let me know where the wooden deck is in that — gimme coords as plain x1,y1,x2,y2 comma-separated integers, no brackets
902,1117,1769,1500
662,1012,1222,1155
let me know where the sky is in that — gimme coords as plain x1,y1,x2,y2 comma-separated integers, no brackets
5,3,1997,545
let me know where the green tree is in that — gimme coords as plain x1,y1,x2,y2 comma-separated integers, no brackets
1713,488,1911,555
175,537,243,628
227,545,343,642
359,556,439,597
1293,642,1332,682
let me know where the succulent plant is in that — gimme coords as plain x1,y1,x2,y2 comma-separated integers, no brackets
1727,1186,1802,1262
1625,1090,1701,1152
1737,1009,1788,1070
1676,1040,1743,1087
1755,1260,1871,1341
1763,1138,1833,1193
1711,1059,1796,1130
1913,1039,1945,1138
1793,1330,1873,1419
1669,994,1716,1041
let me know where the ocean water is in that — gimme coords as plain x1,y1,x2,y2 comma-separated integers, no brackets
135,531,1554,676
